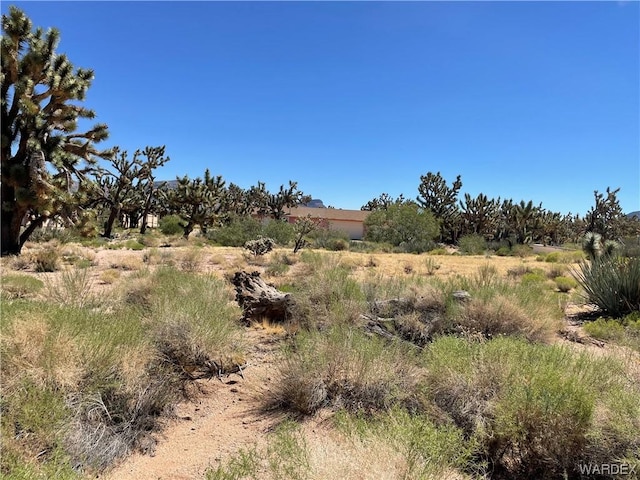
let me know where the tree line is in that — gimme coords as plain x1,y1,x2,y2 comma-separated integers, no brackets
361,173,639,251
2,7,637,256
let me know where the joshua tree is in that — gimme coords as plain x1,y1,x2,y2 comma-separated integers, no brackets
1,7,111,255
416,172,462,244
166,169,226,238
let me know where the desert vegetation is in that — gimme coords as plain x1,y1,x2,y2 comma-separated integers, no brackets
2,7,640,480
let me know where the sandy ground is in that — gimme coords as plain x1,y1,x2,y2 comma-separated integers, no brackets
101,328,286,480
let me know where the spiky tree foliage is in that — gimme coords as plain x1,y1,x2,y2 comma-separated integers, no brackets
416,172,462,244
293,214,322,253
166,169,225,238
459,192,499,237
95,147,141,238
262,181,311,220
1,7,111,255
125,146,169,234
222,183,253,218
360,192,406,211
585,187,626,241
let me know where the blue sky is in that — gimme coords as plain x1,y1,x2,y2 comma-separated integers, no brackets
6,1,640,215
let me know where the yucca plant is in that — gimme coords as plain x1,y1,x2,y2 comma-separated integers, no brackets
574,255,640,318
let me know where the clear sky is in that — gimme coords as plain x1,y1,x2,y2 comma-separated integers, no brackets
5,1,640,215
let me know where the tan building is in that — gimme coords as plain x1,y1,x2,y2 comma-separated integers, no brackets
284,207,370,240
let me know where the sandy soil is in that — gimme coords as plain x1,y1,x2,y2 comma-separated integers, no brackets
101,328,286,480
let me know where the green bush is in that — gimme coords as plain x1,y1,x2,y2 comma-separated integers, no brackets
423,336,640,479
458,234,487,255
364,203,439,253
261,220,295,246
309,227,350,251
574,256,640,318
520,271,547,285
583,318,625,342
207,216,261,247
554,276,578,292
158,214,183,235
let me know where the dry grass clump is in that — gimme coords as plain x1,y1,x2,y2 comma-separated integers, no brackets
1,265,246,476
1,273,44,299
269,325,423,415
422,336,640,479
44,267,98,309
109,256,143,271
99,268,121,285
180,247,204,272
33,246,60,272
456,293,560,343
7,253,33,271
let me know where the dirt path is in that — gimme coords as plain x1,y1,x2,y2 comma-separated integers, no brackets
102,329,285,480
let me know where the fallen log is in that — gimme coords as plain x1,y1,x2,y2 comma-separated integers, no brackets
231,271,294,323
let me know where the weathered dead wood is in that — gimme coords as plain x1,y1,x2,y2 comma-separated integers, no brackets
232,271,294,323
560,329,605,348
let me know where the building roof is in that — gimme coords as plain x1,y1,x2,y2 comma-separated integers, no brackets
285,206,370,222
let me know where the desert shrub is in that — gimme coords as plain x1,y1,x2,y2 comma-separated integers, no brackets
123,239,145,250
29,227,79,244
207,216,261,247
472,263,499,288
309,227,350,251
1,274,44,299
583,315,640,352
334,408,476,480
99,269,121,285
261,220,295,246
520,271,547,285
180,247,204,272
574,255,640,318
446,272,562,343
427,247,448,255
506,264,532,279
423,336,640,479
395,238,436,254
44,268,97,309
34,247,60,272
206,448,260,480
583,318,626,342
147,268,244,369
511,244,533,257
620,235,640,258
270,325,421,415
424,257,440,275
265,421,310,480
265,252,295,277
244,236,276,257
554,275,578,292
544,252,561,263
455,292,560,343
348,240,388,253
292,260,365,327
458,234,487,255
158,214,183,235
365,203,439,254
